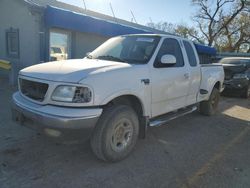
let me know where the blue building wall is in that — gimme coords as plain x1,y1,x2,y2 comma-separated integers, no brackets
44,6,151,38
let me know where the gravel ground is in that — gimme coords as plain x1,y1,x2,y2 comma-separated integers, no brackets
0,73,250,188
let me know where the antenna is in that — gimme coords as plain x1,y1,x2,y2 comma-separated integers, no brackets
109,3,117,20
82,0,87,10
130,10,137,24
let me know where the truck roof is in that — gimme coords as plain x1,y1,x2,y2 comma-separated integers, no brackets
121,34,217,56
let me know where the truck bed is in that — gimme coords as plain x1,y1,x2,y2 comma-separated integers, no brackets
198,64,224,102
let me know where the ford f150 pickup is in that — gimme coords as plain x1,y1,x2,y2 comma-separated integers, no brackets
12,34,224,162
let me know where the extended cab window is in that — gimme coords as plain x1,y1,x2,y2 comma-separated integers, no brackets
154,38,184,68
183,41,197,67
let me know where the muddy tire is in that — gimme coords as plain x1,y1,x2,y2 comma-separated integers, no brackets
90,105,139,162
200,88,220,116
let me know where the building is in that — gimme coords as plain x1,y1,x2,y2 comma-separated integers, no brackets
0,0,166,84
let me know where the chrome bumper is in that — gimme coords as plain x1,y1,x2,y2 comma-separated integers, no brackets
12,92,102,138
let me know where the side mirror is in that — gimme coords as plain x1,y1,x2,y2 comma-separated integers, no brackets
85,52,92,59
160,54,176,65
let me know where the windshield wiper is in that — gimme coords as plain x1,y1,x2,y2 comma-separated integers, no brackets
97,55,126,63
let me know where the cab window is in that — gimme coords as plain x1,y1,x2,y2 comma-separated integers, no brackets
183,41,197,67
154,38,184,68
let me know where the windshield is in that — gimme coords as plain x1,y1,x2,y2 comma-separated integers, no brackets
220,58,250,65
87,35,161,64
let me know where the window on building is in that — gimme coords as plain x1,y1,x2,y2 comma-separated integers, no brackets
49,30,71,61
6,28,19,58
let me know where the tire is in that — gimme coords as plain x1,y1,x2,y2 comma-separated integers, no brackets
200,88,220,116
90,105,139,162
241,84,250,98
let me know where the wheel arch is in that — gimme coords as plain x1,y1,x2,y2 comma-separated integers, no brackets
206,81,222,99
207,81,221,100
103,94,148,139
105,95,144,116
214,81,221,90
101,91,147,115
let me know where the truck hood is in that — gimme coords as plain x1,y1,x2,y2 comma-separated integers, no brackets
19,59,130,83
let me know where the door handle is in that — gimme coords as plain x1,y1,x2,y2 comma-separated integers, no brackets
141,79,150,85
184,73,190,79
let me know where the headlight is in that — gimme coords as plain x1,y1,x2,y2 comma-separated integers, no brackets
233,74,248,79
51,85,92,103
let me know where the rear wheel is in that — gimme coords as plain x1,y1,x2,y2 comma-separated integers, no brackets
90,105,139,162
200,88,220,116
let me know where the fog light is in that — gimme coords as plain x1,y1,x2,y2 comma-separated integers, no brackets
237,84,242,88
44,128,61,137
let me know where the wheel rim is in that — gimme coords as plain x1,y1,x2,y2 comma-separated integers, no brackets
211,92,219,109
111,118,133,152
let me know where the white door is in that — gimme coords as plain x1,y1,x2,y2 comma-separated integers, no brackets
182,40,201,106
151,38,190,117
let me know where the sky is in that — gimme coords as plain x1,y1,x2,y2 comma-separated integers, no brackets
58,0,197,26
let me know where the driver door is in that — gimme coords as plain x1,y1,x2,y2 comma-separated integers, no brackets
151,38,190,117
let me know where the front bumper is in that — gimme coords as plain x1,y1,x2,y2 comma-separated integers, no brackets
12,92,103,139
223,78,249,90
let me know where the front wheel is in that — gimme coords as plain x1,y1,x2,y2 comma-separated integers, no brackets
90,105,139,162
200,88,220,116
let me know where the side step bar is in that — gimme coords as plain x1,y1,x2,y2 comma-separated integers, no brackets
149,105,197,127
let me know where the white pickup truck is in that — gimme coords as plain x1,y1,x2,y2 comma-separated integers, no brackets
12,34,224,162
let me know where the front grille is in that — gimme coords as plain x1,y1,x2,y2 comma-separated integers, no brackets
19,79,48,102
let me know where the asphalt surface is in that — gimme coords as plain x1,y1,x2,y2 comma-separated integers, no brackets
0,73,250,188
